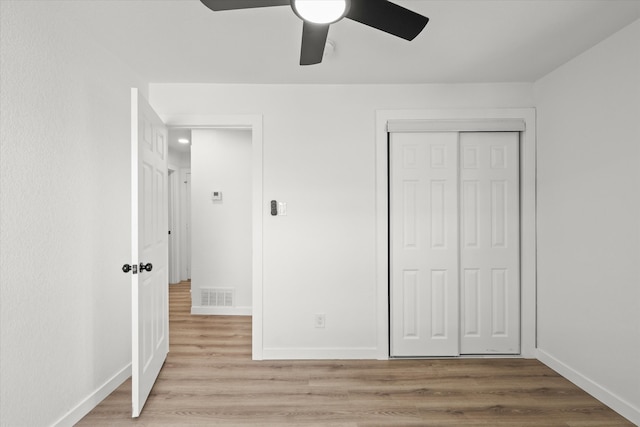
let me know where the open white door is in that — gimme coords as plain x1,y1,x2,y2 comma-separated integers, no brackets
130,88,169,417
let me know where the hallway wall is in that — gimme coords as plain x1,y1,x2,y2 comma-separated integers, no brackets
191,129,253,314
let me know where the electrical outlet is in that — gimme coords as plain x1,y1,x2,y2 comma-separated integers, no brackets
314,314,325,328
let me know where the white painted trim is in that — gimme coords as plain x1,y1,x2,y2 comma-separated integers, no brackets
375,108,537,360
262,348,379,360
167,166,180,284
52,364,131,427
537,349,640,425
191,306,252,316
159,114,264,361
179,168,191,281
387,118,526,132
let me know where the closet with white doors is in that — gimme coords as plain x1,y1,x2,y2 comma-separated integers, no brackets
389,129,520,357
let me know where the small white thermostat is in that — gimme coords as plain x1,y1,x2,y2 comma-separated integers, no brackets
212,191,222,201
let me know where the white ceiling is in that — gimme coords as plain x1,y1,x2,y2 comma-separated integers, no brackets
55,0,640,84
47,0,639,152
168,129,192,153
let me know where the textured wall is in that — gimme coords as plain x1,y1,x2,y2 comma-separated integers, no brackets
534,19,640,423
0,2,145,426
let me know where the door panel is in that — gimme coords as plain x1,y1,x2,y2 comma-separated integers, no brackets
131,88,169,417
390,131,520,357
390,132,459,357
460,132,519,354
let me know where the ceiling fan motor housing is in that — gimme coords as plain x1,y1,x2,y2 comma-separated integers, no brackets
291,0,352,24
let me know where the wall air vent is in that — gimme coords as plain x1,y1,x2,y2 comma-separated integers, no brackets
201,288,234,307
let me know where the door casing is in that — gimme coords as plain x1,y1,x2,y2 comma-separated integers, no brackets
161,115,264,360
167,167,180,284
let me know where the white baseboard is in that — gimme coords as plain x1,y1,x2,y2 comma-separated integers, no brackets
191,305,252,316
262,347,378,360
52,363,131,427
537,349,640,425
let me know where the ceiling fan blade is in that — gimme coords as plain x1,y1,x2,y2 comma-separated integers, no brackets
200,0,289,11
346,0,428,41
300,22,329,66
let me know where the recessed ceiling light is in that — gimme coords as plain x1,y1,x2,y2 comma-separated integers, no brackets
178,138,190,144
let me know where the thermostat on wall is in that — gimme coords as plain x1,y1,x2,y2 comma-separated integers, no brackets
211,191,222,201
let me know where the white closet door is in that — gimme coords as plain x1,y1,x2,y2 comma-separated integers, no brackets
460,132,520,354
390,132,459,357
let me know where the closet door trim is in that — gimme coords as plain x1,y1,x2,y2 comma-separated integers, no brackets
387,118,525,133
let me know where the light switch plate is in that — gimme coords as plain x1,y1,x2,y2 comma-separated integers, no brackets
212,191,222,201
277,202,287,216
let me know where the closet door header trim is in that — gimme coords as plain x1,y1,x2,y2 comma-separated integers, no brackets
387,119,526,133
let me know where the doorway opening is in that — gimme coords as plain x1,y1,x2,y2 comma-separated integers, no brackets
165,115,264,360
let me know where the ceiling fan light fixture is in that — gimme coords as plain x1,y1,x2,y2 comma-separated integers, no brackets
200,0,429,66
292,0,349,24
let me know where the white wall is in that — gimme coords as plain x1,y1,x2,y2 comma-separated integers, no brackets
168,147,191,169
0,2,144,426
191,129,253,313
150,83,534,357
534,19,640,424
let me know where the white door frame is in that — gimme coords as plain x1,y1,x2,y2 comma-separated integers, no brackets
179,168,191,281
167,166,180,284
161,114,264,360
375,108,537,359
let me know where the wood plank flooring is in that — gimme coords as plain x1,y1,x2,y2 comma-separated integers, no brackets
77,281,633,426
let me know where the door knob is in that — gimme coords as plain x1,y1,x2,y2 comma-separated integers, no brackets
139,263,153,272
122,264,138,274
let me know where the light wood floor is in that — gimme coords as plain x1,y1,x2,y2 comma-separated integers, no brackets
77,281,632,426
